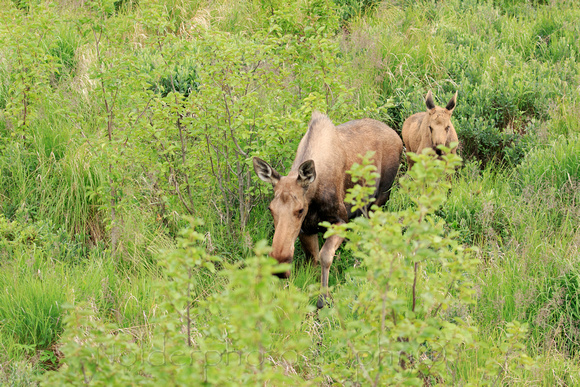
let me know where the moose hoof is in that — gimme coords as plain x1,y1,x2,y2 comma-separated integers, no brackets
317,294,332,309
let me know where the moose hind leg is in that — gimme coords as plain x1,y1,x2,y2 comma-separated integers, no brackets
375,163,399,208
316,232,345,309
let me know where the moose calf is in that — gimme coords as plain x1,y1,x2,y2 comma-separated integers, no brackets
401,90,458,168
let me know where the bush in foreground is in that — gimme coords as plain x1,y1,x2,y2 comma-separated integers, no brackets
44,150,535,385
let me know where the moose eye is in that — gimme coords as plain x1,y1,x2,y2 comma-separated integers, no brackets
296,208,304,217
445,126,450,132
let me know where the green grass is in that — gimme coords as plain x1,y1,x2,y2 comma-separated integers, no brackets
443,135,580,356
0,248,160,375
0,120,104,241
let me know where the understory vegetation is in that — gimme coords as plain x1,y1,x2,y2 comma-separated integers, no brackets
0,0,579,384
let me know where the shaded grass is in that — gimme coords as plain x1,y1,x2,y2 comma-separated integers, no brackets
453,332,580,385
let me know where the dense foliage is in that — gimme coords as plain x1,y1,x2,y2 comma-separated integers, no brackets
0,0,579,385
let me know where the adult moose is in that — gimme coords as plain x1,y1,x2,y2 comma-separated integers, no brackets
401,90,459,167
253,112,403,308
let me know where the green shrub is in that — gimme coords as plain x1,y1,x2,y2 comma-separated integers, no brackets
456,117,536,167
320,149,478,383
333,0,381,23
319,149,534,384
44,221,315,385
148,61,199,98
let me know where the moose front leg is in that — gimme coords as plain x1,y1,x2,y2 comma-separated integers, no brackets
299,232,319,264
316,231,345,309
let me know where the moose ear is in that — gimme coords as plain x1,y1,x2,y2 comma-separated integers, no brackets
297,160,316,189
446,91,458,113
253,157,281,186
425,90,436,111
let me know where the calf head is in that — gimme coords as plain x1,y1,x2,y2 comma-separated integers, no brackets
253,157,316,278
424,90,457,156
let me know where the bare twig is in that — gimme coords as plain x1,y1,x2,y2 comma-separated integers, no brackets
412,262,419,312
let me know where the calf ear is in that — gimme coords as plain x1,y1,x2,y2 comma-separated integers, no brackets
446,91,458,112
297,160,316,189
253,157,281,186
425,90,436,110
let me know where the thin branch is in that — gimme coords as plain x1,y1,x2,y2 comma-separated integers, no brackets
222,92,248,157
412,262,419,312
432,281,456,317
130,97,153,129
187,268,192,347
177,117,195,214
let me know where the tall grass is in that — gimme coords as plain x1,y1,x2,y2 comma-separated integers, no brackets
438,135,580,357
0,116,104,241
518,135,580,194
0,247,159,374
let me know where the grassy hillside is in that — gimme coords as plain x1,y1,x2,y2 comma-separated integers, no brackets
0,0,579,384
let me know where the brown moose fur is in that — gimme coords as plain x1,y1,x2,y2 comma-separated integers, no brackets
253,112,403,308
401,90,459,167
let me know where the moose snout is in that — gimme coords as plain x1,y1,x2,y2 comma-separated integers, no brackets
272,256,292,279
270,252,293,279
273,269,291,279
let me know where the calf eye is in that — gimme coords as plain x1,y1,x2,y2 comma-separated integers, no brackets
445,126,450,132
296,208,304,217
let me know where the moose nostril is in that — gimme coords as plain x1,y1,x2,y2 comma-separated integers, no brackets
435,148,443,156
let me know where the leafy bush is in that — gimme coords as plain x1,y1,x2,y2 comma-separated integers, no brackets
44,222,315,385
333,0,381,24
148,62,199,98
321,148,482,383
456,117,536,167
